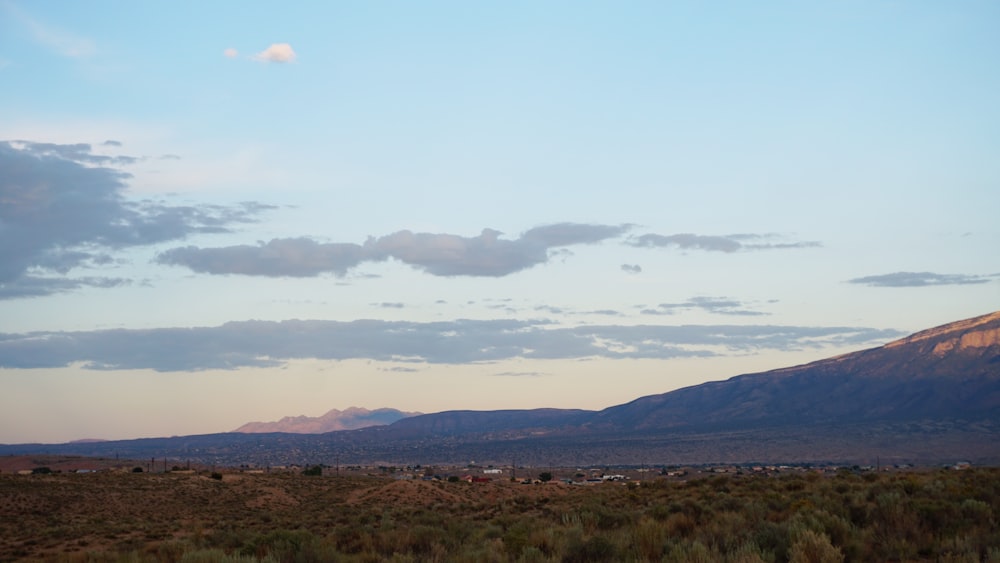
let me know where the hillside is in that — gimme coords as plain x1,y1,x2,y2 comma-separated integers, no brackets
590,310,1000,431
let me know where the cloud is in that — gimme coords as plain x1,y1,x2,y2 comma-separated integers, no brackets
641,296,769,317
0,318,904,371
847,271,996,287
10,140,140,166
0,276,131,300
223,48,239,59
253,43,296,63
0,140,275,298
156,223,631,278
157,238,366,277
628,232,820,253
621,264,642,274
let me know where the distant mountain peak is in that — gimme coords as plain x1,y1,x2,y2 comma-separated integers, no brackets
234,407,420,434
884,310,1000,356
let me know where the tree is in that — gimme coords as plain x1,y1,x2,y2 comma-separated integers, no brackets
539,472,553,482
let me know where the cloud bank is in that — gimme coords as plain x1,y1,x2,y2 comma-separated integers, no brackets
0,319,902,371
156,223,632,278
0,140,274,298
847,271,996,287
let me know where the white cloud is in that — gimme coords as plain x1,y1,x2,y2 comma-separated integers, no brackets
253,43,297,63
223,48,239,59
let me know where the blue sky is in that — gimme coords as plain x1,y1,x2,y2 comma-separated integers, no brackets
1,1,997,443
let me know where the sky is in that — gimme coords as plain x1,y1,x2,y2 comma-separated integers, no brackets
1,1,998,444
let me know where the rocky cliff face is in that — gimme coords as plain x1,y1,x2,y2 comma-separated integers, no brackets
885,311,1000,357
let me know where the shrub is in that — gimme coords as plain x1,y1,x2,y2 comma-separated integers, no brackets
788,530,843,563
563,535,618,562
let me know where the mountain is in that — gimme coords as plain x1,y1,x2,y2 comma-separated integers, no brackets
590,311,1000,432
233,407,419,433
3,311,998,466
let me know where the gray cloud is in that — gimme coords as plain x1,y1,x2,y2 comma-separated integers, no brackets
158,238,366,277
628,232,820,253
11,140,140,166
847,271,996,287
157,222,632,278
621,264,642,274
0,141,275,298
0,318,903,372
0,276,131,300
641,296,769,317
521,223,632,246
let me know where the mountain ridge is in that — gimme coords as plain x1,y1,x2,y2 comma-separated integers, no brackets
233,407,419,434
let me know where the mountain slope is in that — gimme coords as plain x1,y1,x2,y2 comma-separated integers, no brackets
234,407,419,433
592,311,1000,431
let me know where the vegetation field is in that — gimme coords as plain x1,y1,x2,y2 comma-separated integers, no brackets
1,465,999,562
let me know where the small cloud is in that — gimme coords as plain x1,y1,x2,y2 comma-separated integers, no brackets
374,302,405,309
535,305,565,315
102,140,122,147
640,296,769,316
621,263,642,274
847,271,996,288
491,371,547,377
253,43,296,63
223,47,239,59
629,232,820,253
585,309,622,316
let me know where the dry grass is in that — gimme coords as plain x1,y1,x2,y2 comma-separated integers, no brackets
1,464,999,562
